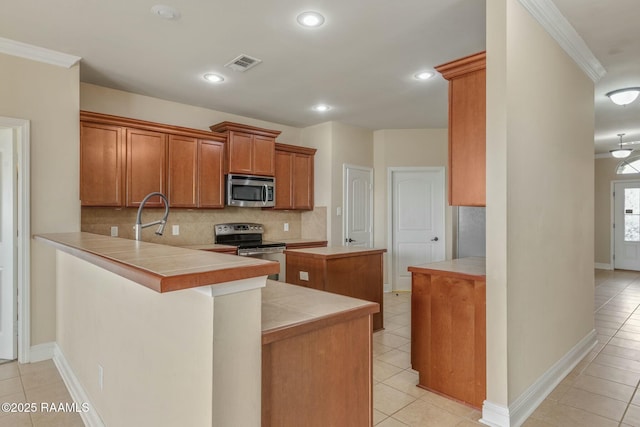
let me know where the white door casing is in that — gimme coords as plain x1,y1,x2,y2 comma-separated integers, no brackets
344,165,373,247
613,180,640,270
0,128,17,359
389,168,445,291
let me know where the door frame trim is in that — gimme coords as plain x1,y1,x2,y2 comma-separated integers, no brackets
387,167,446,291
342,164,374,247
0,117,31,363
611,179,640,270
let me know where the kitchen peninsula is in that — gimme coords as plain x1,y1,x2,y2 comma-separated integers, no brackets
35,232,278,427
409,257,486,408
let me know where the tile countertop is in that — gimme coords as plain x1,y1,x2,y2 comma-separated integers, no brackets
34,232,279,293
408,256,486,280
261,280,379,345
284,246,386,259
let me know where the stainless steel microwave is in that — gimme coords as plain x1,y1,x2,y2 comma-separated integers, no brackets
226,174,275,208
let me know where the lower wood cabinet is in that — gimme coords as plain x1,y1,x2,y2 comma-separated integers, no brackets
285,248,385,331
409,261,486,408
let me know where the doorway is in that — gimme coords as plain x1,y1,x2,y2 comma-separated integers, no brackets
389,167,445,291
0,117,30,362
613,180,640,270
343,164,373,247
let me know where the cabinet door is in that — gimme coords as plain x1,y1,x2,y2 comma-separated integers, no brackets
449,69,486,206
168,135,198,208
292,153,313,210
80,122,124,206
274,151,293,209
252,135,275,176
227,131,253,174
198,139,224,208
126,128,167,207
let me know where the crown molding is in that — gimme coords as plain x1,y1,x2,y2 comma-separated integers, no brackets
518,0,606,83
0,37,80,68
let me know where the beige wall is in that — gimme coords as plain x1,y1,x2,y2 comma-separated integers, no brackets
80,83,302,145
594,157,640,265
0,53,80,346
372,129,451,285
487,0,595,406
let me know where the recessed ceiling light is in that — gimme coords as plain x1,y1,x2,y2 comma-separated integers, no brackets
203,73,224,83
312,104,331,112
151,5,181,20
297,11,325,28
414,71,434,81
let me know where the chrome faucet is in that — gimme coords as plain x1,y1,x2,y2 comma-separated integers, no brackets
134,192,170,241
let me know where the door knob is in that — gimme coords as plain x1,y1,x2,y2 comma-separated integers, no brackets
431,237,439,242
346,238,355,243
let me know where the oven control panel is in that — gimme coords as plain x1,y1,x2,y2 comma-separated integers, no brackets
214,223,264,236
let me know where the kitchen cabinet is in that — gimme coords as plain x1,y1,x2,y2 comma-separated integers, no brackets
209,121,281,176
435,51,486,207
80,111,226,209
409,257,486,408
284,247,386,331
274,143,316,210
126,128,167,207
262,280,377,427
80,122,125,207
168,136,224,208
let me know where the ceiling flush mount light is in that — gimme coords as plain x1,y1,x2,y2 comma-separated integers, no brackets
611,133,633,158
203,73,224,83
312,104,331,112
297,11,325,28
151,5,181,20
414,71,434,81
606,87,640,106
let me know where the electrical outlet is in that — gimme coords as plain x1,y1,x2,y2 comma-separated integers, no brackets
172,225,179,235
299,271,309,281
110,226,118,237
284,223,289,232
98,364,104,391
336,207,342,216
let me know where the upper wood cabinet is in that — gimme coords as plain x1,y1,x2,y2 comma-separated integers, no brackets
435,51,486,207
274,143,316,210
80,111,226,209
80,122,125,207
209,122,281,177
197,139,225,208
126,128,167,207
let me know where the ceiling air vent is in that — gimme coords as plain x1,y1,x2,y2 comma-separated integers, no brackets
224,54,262,72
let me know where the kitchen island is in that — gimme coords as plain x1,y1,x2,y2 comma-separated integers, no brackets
35,232,279,427
262,280,378,426
284,246,386,330
409,257,486,408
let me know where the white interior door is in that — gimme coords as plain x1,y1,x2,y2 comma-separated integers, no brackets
614,181,640,270
391,168,445,291
344,165,373,247
0,128,17,359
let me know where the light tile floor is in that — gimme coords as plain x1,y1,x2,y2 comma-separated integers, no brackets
373,269,640,426
0,359,84,427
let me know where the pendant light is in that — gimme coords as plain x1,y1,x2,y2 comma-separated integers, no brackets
610,133,633,158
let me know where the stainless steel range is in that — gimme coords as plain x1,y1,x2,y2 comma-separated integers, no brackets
214,223,286,281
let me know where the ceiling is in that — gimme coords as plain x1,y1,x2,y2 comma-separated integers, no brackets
1,0,638,154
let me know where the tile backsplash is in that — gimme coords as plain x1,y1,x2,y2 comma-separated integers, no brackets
81,206,327,245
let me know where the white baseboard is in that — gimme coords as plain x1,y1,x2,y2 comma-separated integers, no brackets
53,344,105,427
481,329,597,427
595,262,612,270
29,342,55,362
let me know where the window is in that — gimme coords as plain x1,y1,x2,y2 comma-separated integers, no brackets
617,155,640,174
